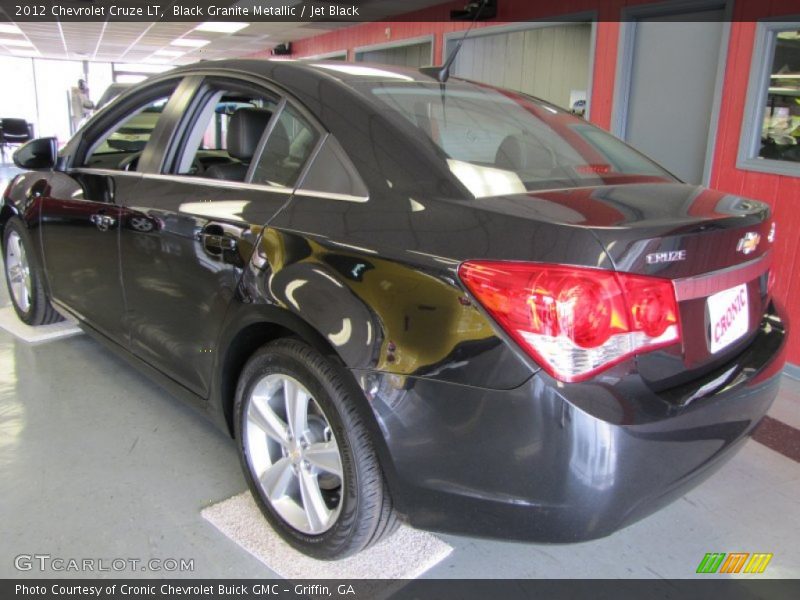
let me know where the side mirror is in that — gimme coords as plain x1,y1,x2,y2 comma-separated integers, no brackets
13,137,58,170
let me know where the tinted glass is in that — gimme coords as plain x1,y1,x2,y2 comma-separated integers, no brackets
174,88,279,180
85,94,172,168
299,136,368,198
250,105,319,188
364,81,675,196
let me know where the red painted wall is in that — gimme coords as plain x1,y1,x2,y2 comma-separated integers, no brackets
263,1,799,365
708,4,800,364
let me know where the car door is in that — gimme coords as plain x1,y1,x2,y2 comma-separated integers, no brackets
119,77,322,398
38,78,193,341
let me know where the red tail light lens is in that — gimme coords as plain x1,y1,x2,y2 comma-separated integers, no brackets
458,261,681,382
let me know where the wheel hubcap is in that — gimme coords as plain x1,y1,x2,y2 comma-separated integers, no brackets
244,374,344,535
5,232,32,313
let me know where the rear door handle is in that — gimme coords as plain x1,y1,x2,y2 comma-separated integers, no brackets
90,213,116,231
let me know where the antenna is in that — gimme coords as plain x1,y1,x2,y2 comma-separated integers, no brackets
420,0,491,83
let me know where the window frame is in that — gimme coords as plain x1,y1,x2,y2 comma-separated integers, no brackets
72,76,199,172
246,99,324,189
155,71,368,201
737,19,800,177
163,77,284,178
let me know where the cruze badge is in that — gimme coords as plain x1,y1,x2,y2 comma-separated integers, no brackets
646,250,686,264
736,232,761,255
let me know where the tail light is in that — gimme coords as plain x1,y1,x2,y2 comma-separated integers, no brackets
458,261,681,382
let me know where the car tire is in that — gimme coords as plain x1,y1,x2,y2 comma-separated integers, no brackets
234,338,399,559
3,218,63,326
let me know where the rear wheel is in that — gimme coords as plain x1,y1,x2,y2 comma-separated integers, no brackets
3,219,62,326
234,339,398,559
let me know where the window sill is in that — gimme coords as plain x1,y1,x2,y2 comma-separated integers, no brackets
735,156,800,178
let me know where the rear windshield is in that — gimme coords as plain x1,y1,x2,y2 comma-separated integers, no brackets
363,81,676,197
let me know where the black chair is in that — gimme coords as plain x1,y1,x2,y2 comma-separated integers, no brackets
0,118,33,163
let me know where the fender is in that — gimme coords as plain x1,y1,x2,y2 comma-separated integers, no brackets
207,297,406,508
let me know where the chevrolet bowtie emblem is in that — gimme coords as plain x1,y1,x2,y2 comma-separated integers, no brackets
736,232,761,255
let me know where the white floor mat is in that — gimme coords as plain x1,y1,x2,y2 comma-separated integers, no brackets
0,306,82,343
202,491,453,580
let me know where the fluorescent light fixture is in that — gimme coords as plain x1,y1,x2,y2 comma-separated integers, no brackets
116,74,147,84
153,49,184,57
171,38,210,48
115,62,173,73
0,38,33,47
0,24,22,35
194,22,249,33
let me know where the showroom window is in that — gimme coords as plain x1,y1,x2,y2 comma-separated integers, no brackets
738,22,800,175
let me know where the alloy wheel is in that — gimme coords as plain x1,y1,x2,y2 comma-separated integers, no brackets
244,374,344,535
5,231,32,313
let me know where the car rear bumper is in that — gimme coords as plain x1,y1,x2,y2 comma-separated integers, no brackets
353,301,788,542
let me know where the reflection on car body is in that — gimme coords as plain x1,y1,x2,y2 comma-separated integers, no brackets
1,59,787,559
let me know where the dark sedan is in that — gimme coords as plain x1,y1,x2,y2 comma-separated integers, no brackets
1,60,787,559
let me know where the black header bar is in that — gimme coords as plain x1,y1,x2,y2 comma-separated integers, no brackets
0,0,784,23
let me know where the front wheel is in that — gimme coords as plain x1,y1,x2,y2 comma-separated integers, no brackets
234,339,398,559
3,218,62,326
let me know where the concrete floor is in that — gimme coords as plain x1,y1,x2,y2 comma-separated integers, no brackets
0,163,799,579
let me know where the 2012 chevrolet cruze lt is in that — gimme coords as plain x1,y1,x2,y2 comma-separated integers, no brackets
1,60,787,559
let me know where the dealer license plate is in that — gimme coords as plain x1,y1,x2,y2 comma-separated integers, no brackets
707,283,749,354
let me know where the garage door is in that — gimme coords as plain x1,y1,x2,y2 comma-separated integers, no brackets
449,23,592,111
620,12,724,183
356,41,433,67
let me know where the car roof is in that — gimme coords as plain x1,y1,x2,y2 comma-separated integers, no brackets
172,58,437,87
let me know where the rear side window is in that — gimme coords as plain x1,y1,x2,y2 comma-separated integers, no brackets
250,105,319,188
299,136,368,198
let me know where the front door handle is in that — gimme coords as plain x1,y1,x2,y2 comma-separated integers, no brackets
90,213,116,231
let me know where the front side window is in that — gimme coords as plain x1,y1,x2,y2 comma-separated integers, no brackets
84,93,174,169
363,81,674,197
739,23,800,175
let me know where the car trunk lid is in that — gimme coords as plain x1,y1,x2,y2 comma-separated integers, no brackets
477,182,774,388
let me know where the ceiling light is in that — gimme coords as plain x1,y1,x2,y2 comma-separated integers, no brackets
115,63,173,73
153,49,184,57
171,38,210,48
0,24,22,35
194,22,249,34
0,38,33,47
